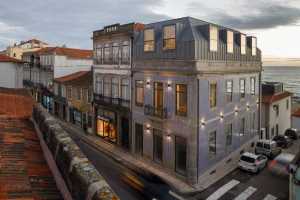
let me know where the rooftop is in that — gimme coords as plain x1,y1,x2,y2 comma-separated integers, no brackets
0,54,23,63
262,91,292,104
54,71,91,84
0,89,62,200
292,108,300,117
37,47,93,59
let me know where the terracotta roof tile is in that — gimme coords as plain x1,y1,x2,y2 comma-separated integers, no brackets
38,47,92,59
0,54,23,63
54,71,91,84
262,91,292,104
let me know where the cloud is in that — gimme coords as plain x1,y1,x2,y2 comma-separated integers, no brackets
186,0,300,30
0,0,169,49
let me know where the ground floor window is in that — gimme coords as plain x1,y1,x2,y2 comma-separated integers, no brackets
153,129,163,163
74,110,82,126
225,123,233,146
121,117,130,150
175,136,187,175
209,131,217,155
135,123,143,155
96,118,117,143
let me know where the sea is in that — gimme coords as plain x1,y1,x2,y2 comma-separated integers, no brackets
263,66,300,98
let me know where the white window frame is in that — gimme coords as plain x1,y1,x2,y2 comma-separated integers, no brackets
209,26,218,52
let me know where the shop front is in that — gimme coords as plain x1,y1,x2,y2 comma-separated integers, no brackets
96,109,117,143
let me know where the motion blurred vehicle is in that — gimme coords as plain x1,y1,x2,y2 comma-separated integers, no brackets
121,169,175,200
285,128,300,140
238,152,268,173
255,140,281,158
269,153,295,177
272,135,293,148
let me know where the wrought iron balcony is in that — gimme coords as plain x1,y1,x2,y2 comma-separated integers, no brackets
144,105,168,119
23,80,34,87
93,93,130,109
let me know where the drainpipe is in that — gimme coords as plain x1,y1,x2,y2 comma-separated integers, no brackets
258,66,262,138
130,34,134,154
196,78,200,183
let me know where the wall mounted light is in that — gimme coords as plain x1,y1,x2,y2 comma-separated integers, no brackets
146,80,151,88
246,103,250,111
146,124,151,133
201,118,206,128
234,107,239,115
166,134,171,140
167,82,172,90
220,112,224,121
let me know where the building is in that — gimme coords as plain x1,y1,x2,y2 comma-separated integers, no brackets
5,39,49,59
131,17,261,187
53,71,93,133
92,23,144,150
292,108,300,130
261,82,292,139
22,47,93,112
0,54,24,88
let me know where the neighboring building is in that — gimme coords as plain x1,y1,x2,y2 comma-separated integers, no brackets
261,82,292,139
5,39,49,60
22,47,93,112
292,108,300,130
53,71,93,133
92,23,144,150
131,17,261,187
0,54,24,88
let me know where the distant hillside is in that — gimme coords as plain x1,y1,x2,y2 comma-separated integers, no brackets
263,57,300,67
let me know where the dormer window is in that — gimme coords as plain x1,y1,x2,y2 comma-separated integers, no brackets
163,25,176,50
209,26,218,52
144,29,155,52
252,37,257,56
241,34,246,55
227,31,234,53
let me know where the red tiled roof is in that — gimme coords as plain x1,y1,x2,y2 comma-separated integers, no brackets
292,108,300,117
0,54,23,63
262,91,292,104
54,71,91,84
38,47,92,59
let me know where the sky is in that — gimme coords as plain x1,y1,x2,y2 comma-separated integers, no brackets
0,0,299,58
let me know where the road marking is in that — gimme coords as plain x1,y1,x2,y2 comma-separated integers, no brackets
263,194,277,200
233,186,257,200
168,190,185,200
206,179,240,200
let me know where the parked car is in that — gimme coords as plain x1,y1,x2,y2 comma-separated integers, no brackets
255,140,281,158
272,135,293,148
268,153,295,177
238,152,268,173
285,128,300,140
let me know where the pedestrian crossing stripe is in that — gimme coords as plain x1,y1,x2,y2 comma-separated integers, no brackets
233,186,257,200
263,194,277,200
206,179,240,200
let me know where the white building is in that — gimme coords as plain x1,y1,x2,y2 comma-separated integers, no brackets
261,82,292,139
0,54,23,88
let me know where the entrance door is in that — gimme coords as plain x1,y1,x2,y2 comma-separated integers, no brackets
121,117,130,150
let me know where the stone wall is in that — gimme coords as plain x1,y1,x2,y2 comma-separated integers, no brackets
32,104,119,200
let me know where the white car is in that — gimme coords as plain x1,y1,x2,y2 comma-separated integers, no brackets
238,152,268,173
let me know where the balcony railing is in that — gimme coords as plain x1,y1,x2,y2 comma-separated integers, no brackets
23,80,34,87
144,105,168,119
93,93,130,109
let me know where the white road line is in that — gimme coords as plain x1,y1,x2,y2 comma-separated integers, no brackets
263,194,277,200
206,179,240,200
233,186,257,200
168,190,186,200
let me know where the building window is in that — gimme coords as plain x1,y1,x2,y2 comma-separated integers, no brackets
95,44,102,64
276,124,279,136
225,123,233,146
240,79,245,98
144,29,155,52
111,78,119,99
175,136,187,175
135,123,143,155
121,41,130,64
252,37,257,56
176,84,187,116
286,99,289,110
95,76,103,95
121,79,130,101
163,25,176,50
252,112,256,131
154,82,164,109
135,80,144,106
76,88,81,100
210,26,218,52
209,82,217,108
103,44,111,64
104,77,111,97
241,34,246,55
250,77,255,95
240,118,245,136
225,80,233,102
67,86,72,99
209,131,217,155
274,105,279,116
112,43,119,64
227,31,234,53
87,88,92,103
153,129,163,163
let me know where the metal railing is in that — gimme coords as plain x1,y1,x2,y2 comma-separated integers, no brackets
144,104,168,119
93,93,130,108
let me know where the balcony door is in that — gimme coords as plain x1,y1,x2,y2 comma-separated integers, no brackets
154,82,164,110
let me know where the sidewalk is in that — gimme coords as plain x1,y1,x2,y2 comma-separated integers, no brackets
57,119,200,195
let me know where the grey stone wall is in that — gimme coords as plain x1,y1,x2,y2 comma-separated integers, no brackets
32,104,119,200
